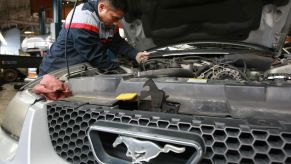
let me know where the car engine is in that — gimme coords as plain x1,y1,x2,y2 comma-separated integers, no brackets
114,43,291,84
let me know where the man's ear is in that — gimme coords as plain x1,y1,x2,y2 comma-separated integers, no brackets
98,3,106,12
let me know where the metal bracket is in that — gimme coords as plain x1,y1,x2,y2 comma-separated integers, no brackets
139,79,179,113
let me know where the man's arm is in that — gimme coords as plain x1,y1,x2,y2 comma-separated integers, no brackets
71,28,109,66
110,31,150,63
109,30,138,60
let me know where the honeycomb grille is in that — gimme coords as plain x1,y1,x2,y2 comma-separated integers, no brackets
47,102,291,164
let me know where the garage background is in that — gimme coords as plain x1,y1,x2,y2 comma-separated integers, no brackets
0,0,80,123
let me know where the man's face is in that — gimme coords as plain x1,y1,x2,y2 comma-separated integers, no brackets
98,1,124,27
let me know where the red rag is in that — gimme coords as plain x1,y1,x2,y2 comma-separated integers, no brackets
33,74,72,100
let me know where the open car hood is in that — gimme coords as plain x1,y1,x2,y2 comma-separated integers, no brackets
124,0,291,52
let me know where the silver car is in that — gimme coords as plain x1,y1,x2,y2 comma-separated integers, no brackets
1,0,291,163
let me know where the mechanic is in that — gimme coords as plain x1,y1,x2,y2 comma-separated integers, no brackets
39,0,149,75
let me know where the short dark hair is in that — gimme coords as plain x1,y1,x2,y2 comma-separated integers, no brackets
101,0,128,13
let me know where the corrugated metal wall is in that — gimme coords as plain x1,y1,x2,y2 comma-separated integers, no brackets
0,0,73,32
0,0,30,20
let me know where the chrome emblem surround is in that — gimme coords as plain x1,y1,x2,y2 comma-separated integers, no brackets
88,121,205,164
112,136,186,163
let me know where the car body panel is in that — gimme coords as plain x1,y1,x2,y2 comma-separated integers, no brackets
0,101,68,164
2,91,39,137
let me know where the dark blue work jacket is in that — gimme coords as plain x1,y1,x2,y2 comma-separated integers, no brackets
39,1,137,74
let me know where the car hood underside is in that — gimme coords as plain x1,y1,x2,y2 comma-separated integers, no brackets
124,0,291,51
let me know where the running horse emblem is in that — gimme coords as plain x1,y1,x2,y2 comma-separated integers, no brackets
113,136,186,163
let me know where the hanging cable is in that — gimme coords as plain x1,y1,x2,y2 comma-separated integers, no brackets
64,0,78,79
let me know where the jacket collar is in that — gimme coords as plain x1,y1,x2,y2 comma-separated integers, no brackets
88,0,99,17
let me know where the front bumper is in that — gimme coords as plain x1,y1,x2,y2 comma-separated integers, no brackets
0,102,68,164
1,100,291,164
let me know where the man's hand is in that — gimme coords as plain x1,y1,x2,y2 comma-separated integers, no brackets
136,51,150,63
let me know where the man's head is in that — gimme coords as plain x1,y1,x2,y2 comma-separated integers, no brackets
97,0,127,26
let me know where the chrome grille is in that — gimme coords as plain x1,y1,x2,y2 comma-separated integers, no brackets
47,102,291,164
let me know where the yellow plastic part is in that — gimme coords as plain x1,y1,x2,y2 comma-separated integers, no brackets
116,93,138,101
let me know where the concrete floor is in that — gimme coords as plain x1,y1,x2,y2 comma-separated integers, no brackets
0,83,17,124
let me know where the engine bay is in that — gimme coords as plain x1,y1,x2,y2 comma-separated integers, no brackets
138,55,261,81
116,42,291,83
